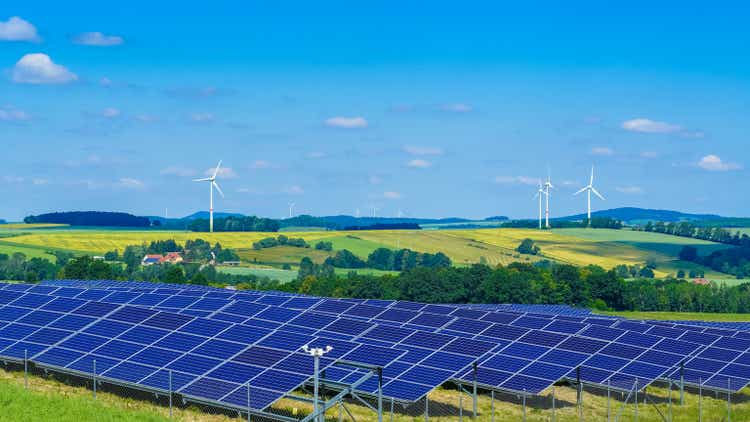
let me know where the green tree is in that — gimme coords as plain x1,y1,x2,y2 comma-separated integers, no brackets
164,265,186,284
516,238,540,255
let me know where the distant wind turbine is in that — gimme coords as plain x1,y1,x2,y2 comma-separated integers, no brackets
193,160,224,233
532,179,546,229
288,202,295,218
543,173,554,228
574,165,605,225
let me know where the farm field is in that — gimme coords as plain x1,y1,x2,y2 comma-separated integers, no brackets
0,225,729,278
601,310,750,322
216,265,298,283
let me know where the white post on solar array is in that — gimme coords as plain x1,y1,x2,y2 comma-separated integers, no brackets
301,344,332,422
24,349,28,389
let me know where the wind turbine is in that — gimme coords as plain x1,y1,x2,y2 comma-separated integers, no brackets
574,165,605,225
288,202,295,218
532,179,546,229
543,174,554,228
193,161,224,233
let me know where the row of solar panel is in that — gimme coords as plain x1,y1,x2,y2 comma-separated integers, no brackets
11,283,750,395
20,282,747,386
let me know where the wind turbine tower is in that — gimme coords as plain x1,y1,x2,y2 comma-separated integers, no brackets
288,202,295,218
574,165,605,225
543,175,554,228
193,161,224,233
533,179,546,229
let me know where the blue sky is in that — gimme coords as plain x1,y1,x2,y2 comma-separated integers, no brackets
1,1,749,220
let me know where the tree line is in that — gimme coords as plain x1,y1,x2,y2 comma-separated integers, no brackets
286,262,750,313
188,216,280,232
24,211,151,227
638,221,750,246
502,217,623,229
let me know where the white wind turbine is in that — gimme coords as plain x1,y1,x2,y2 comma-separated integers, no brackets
288,202,295,218
532,179,546,229
193,161,224,233
574,165,605,225
543,174,554,228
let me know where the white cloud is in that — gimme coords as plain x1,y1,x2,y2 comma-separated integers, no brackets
494,176,539,186
0,106,31,122
621,118,682,134
190,112,214,123
1,175,25,184
205,167,237,179
101,107,120,118
250,160,275,169
11,53,78,84
134,114,158,122
440,103,472,113
369,175,382,185
117,177,145,190
407,159,431,168
383,191,402,199
32,178,48,186
616,186,644,194
307,151,326,159
697,155,741,171
100,77,112,87
160,166,196,177
640,151,658,159
325,116,368,129
591,146,614,156
403,145,444,156
284,185,304,195
0,17,40,42
73,32,124,46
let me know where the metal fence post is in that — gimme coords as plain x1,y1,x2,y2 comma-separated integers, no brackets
377,367,383,422
679,362,685,405
459,389,463,422
390,397,394,422
472,362,478,420
168,369,173,418
247,380,252,422
727,378,731,422
522,389,527,422
425,394,429,422
698,378,702,422
551,387,556,422
606,379,611,422
634,379,638,422
491,390,495,422
668,381,672,422
92,359,97,399
24,349,28,389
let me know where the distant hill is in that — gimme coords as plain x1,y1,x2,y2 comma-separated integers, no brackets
181,211,245,220
24,211,151,227
280,214,471,230
557,207,722,224
0,219,6,224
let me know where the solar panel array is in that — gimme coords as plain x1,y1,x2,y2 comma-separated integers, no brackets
1,280,747,417
29,282,750,392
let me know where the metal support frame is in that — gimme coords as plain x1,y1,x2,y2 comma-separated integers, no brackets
169,369,173,419
679,361,685,405
491,390,495,422
551,387,556,422
23,349,27,389
614,381,636,422
727,378,732,422
472,362,478,420
522,389,527,422
606,380,611,422
641,389,667,422
698,378,702,422
298,359,379,422
424,394,429,422
576,366,582,421
92,359,97,399
247,380,252,422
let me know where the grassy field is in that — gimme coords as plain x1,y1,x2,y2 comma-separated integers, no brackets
0,223,68,230
0,225,731,277
1,363,749,421
217,265,299,283
602,310,750,322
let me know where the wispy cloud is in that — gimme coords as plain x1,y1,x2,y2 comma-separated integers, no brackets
369,175,382,185
101,107,120,118
73,32,124,46
591,146,614,156
616,186,644,194
160,166,196,177
205,167,237,179
403,145,444,156
189,112,214,123
134,114,158,123
0,106,31,122
0,17,40,42
440,103,473,113
11,53,78,84
283,185,304,195
621,118,682,134
306,151,326,159
640,151,658,159
117,177,145,190
697,155,741,171
164,87,224,98
250,160,276,169
494,176,539,186
407,159,432,168
383,191,402,199
325,116,368,129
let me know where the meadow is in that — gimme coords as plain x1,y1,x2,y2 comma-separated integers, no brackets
0,225,729,278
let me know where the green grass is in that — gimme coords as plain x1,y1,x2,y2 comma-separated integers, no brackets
217,266,298,283
0,240,59,261
236,246,333,265
554,228,731,256
323,235,390,258
600,310,750,322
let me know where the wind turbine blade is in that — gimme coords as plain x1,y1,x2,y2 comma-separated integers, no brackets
193,177,211,182
573,186,587,195
213,160,222,179
212,181,225,198
590,166,594,185
591,187,605,200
